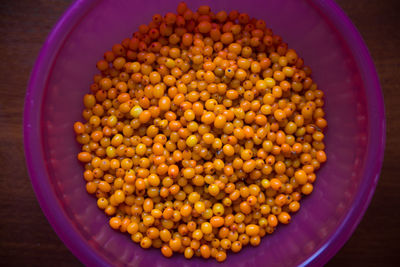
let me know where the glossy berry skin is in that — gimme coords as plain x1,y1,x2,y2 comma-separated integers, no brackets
74,2,327,263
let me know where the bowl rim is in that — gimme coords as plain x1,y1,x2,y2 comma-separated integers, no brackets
23,0,385,266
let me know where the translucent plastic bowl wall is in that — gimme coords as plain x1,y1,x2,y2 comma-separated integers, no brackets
24,0,385,266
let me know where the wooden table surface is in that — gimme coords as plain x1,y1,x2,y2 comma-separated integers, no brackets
0,0,399,266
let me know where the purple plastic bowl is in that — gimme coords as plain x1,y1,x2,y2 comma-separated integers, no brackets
24,0,385,266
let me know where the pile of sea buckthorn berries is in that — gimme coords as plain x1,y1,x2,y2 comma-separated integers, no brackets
74,2,327,262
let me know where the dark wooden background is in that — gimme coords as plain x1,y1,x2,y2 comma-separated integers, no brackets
0,0,399,266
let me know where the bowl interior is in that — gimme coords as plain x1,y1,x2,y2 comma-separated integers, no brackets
29,0,383,266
